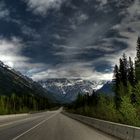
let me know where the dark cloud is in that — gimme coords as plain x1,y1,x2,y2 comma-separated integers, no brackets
0,0,139,80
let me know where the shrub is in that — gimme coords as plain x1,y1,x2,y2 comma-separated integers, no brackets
119,96,139,126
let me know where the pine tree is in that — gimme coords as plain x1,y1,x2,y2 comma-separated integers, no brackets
91,90,99,106
113,65,121,109
136,36,140,60
128,57,135,86
113,65,120,87
119,55,128,86
135,36,140,82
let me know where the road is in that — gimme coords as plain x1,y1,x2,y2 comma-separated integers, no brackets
0,109,119,140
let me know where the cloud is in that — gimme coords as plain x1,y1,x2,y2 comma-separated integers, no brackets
28,0,138,81
31,61,113,81
88,0,140,71
0,37,28,67
54,17,116,61
0,1,10,19
69,12,89,27
21,25,40,39
25,0,65,15
105,0,140,63
127,0,140,19
0,37,46,75
31,69,113,81
96,0,107,6
0,1,22,24
0,0,139,82
94,0,108,11
24,0,140,81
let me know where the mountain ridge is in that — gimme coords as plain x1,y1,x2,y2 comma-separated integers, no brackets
0,61,52,100
39,78,106,103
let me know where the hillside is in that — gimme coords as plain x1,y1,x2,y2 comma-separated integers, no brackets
96,81,114,96
0,61,51,99
0,61,58,114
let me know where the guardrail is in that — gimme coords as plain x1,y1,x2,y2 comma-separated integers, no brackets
63,112,140,140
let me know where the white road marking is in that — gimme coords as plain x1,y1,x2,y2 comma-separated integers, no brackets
12,113,58,140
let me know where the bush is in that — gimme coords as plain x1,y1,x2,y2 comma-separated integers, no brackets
119,96,139,126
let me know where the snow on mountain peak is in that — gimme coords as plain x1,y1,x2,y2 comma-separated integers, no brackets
39,79,107,103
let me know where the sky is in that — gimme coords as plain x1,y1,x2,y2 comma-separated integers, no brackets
0,0,139,81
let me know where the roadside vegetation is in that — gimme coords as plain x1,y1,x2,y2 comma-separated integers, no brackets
0,60,57,115
67,37,140,127
0,93,52,115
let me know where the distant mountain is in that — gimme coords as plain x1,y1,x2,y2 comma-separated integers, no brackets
39,78,106,103
96,81,114,96
0,61,52,100
0,61,111,103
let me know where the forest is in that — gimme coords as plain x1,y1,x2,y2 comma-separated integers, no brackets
68,37,140,127
0,93,52,115
0,58,57,114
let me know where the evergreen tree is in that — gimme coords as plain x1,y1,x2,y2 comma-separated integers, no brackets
113,65,120,87
120,96,139,126
113,65,121,109
91,90,99,106
136,36,140,60
128,57,135,86
135,36,140,82
119,56,128,86
122,53,128,69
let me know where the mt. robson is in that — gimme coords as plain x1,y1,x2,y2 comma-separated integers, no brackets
39,79,107,103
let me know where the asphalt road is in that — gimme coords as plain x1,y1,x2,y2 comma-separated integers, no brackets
0,109,119,140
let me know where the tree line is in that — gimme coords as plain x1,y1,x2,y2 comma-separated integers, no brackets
113,37,140,108
0,93,51,115
68,37,140,126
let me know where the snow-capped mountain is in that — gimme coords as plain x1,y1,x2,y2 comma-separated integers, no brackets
96,81,114,96
39,79,106,103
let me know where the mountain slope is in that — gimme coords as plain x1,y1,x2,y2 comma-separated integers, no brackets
0,61,52,100
39,79,106,103
96,81,114,96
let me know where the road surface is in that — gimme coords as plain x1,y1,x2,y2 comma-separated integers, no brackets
0,109,119,140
